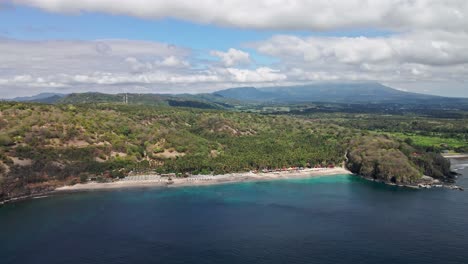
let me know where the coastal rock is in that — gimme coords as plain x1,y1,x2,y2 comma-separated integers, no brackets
421,175,435,184
346,135,457,186
346,136,421,185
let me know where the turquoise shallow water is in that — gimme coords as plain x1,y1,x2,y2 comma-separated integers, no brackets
1,172,468,264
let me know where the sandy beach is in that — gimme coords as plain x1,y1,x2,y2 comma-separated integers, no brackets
55,167,352,192
443,154,468,159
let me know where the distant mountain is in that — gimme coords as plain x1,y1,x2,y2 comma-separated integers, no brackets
212,87,277,101
10,93,66,103
213,82,466,105
6,82,468,109
33,95,65,104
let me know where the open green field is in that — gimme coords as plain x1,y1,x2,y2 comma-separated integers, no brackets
390,132,468,149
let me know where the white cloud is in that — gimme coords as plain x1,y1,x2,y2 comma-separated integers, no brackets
249,31,468,86
220,67,287,82
124,56,190,73
1,32,467,97
10,0,468,32
210,48,251,67
3,1,468,97
253,31,468,66
0,39,288,98
158,56,190,68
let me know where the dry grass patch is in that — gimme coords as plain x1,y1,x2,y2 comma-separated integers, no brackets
154,149,185,159
10,157,33,166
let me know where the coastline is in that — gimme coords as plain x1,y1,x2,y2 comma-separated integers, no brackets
443,154,468,159
4,159,464,205
55,167,352,192
0,190,56,206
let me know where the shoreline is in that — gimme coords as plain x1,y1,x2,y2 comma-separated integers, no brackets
443,154,468,159
55,167,352,192
3,162,464,205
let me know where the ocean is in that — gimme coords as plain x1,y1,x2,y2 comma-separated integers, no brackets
1,163,468,264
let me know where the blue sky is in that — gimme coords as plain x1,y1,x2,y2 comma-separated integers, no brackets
1,6,392,66
1,6,391,44
0,1,467,97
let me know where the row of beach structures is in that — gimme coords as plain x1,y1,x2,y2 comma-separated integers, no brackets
123,165,336,182
252,165,335,174
121,173,225,183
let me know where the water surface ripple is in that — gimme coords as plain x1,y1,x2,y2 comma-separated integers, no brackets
1,171,468,264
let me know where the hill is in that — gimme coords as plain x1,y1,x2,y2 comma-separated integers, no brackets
9,93,66,103
6,83,468,112
214,82,468,105
0,102,457,202
57,92,229,109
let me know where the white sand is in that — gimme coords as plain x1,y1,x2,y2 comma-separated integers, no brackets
443,154,468,159
55,167,352,192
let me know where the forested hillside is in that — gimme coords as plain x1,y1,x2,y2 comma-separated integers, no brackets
0,102,348,200
346,135,453,184
57,92,233,109
0,102,458,201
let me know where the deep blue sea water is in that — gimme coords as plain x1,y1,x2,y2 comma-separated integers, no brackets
1,164,468,264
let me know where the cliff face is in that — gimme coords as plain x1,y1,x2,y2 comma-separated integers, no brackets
346,135,453,185
411,152,455,182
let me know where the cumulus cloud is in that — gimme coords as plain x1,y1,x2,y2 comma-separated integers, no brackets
210,48,251,67
2,31,467,97
3,1,468,97
9,0,468,32
254,31,468,66
249,30,468,85
0,38,190,74
219,67,286,82
158,56,190,68
125,56,190,73
0,39,286,97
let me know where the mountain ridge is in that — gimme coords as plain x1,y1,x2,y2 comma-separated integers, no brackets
213,82,452,104
8,93,66,103
4,82,468,107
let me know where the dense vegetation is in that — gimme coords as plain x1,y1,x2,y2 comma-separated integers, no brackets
346,135,453,184
0,96,464,201
58,92,231,109
305,113,468,152
0,102,348,200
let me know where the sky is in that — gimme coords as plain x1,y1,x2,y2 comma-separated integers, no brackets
0,0,467,98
